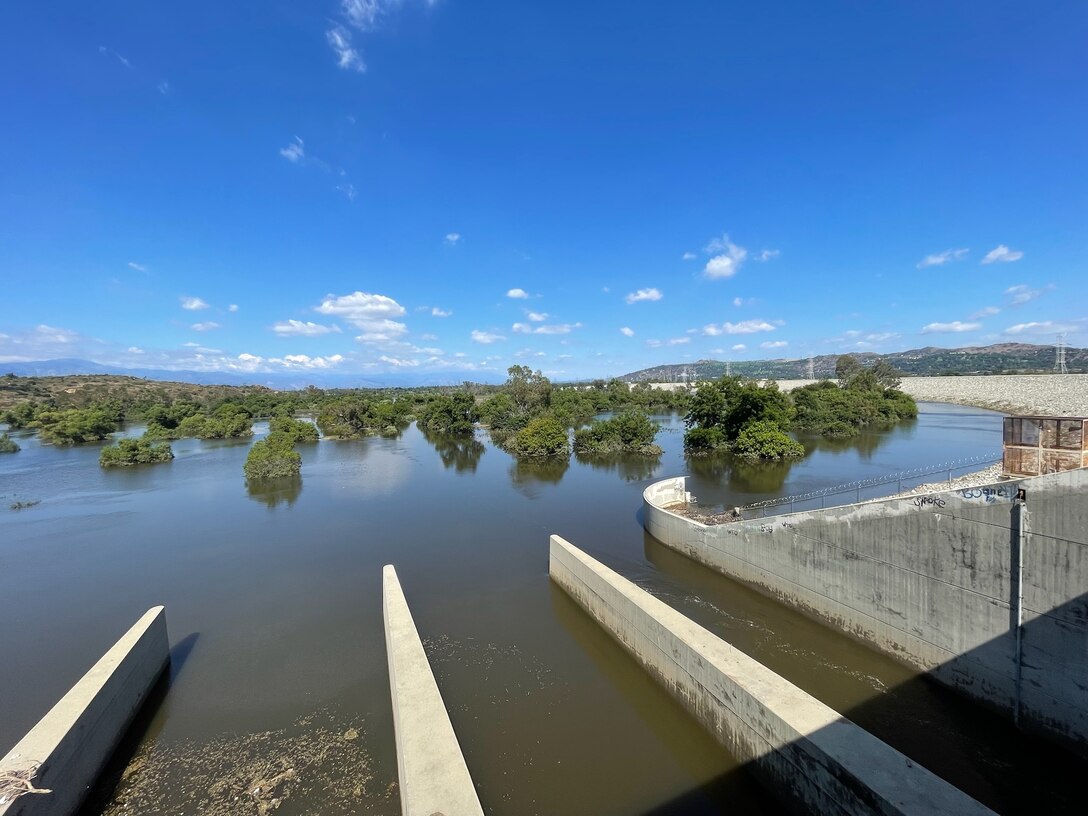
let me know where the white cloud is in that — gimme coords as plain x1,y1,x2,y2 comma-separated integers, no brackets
180,296,209,310
444,232,461,245
127,346,144,354
279,137,305,163
269,353,345,369
732,343,746,351
1005,284,1049,306
98,46,131,68
625,287,662,304
761,340,788,349
157,80,170,95
969,306,1000,319
647,336,691,348
917,248,969,269
191,321,220,332
732,297,743,307
982,244,1024,264
127,261,148,272
512,322,580,335
471,330,505,344
620,327,635,337
326,26,366,72
315,291,407,343
526,311,548,322
273,319,342,337
920,321,981,334
1004,320,1080,336
338,183,358,201
379,355,420,367
682,252,696,261
703,234,748,279
342,0,385,30
755,249,780,262
507,288,530,299
229,304,239,313
431,307,452,317
703,319,777,335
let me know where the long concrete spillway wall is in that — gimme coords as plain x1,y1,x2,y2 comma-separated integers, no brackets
549,535,995,815
382,565,484,816
0,607,169,816
643,468,1088,756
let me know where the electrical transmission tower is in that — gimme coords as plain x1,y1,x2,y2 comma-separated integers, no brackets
808,356,815,379
726,360,732,377
1054,333,1068,374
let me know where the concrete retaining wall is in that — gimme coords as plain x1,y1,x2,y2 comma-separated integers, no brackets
550,535,993,815
643,468,1088,754
383,565,483,816
0,607,169,816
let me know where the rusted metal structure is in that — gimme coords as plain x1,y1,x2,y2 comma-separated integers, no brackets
1003,416,1088,476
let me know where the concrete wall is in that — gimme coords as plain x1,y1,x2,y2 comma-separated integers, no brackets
643,467,1088,754
0,607,169,816
549,535,994,815
383,565,483,816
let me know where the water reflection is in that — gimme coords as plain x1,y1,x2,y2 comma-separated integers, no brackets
419,427,486,473
246,476,303,508
573,451,663,482
797,420,914,459
508,456,569,498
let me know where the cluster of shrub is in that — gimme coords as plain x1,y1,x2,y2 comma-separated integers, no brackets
243,415,319,480
99,438,175,468
682,356,917,461
0,432,19,453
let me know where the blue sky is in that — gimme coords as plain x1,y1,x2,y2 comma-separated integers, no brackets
2,1,1086,382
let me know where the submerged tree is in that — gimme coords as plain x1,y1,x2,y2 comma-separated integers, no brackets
99,438,174,467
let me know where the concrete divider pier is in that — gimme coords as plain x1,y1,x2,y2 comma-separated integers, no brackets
0,607,169,816
549,535,994,815
382,565,483,816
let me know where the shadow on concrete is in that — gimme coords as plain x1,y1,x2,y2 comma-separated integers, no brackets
74,632,199,816
552,532,1088,815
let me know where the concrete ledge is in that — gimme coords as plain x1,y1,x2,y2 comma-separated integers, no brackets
549,535,994,816
0,607,169,816
383,565,483,816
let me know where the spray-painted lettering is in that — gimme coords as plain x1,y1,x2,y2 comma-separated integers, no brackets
959,485,1012,504
912,495,946,509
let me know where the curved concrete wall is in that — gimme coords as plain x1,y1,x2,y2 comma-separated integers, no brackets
643,469,1088,755
550,535,994,816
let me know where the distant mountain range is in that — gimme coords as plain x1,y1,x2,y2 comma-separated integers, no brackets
621,343,1087,382
0,358,503,389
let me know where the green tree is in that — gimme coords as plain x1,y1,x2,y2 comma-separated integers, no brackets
732,420,805,461
244,436,302,479
417,392,477,435
510,415,569,457
268,415,320,443
683,377,795,455
99,438,174,467
573,410,661,455
0,432,19,453
505,365,552,413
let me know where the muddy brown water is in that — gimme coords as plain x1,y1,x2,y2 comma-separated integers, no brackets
1,404,1084,814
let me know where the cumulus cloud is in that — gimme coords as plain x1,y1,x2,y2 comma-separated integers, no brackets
969,306,1000,319
431,307,452,317
444,232,461,245
620,327,635,337
703,319,776,335
761,340,788,349
379,355,420,367
732,344,746,351
526,311,548,322
625,287,662,304
272,319,342,337
703,234,748,279
982,245,1024,264
315,291,407,343
326,26,366,72
127,346,144,354
917,248,969,269
471,330,505,344
646,337,690,348
180,296,209,310
269,354,345,369
681,252,696,261
755,249,780,262
279,137,305,163
920,321,981,334
191,322,220,332
506,288,529,299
